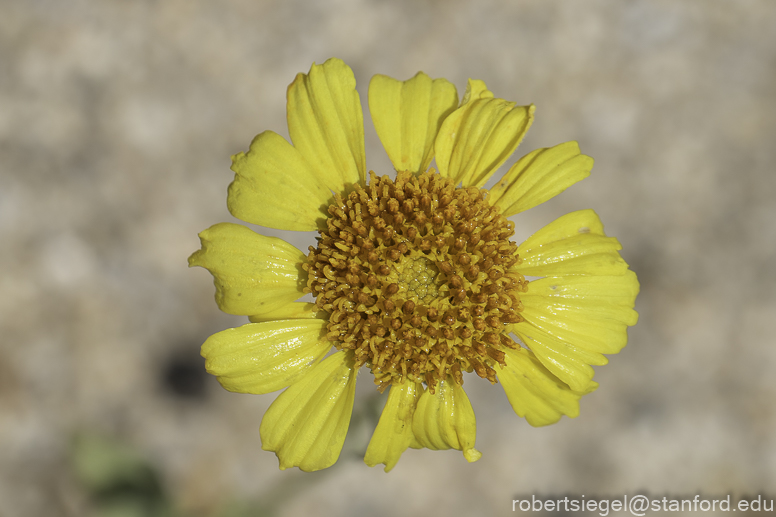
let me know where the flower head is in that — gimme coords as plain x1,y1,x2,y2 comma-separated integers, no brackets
189,58,639,472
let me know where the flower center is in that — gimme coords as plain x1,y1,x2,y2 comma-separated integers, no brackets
396,256,440,303
304,170,527,392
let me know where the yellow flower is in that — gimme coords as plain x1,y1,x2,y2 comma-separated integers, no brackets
189,58,639,472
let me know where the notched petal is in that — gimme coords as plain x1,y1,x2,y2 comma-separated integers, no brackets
200,320,329,394
496,346,589,427
369,72,458,174
260,352,357,472
364,381,421,472
515,210,631,277
411,378,481,463
287,57,366,190
228,131,331,231
435,78,534,188
511,322,602,392
520,272,639,355
490,141,593,215
188,223,307,316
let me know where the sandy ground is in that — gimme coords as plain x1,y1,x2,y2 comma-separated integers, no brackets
1,1,775,516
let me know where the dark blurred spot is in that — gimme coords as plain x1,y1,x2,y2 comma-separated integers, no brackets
622,391,664,424
161,349,207,400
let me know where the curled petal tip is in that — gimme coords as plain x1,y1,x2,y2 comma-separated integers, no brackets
464,448,482,463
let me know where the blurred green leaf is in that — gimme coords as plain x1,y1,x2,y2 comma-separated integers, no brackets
71,433,172,517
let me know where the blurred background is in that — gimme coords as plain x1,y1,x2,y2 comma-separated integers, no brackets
2,0,775,515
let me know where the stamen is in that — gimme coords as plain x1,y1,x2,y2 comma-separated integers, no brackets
303,170,527,392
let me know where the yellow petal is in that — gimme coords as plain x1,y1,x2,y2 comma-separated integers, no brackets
369,72,458,174
200,320,329,394
260,351,357,472
287,58,365,190
511,321,603,392
520,272,639,354
524,271,640,312
364,381,421,472
228,131,331,231
516,210,629,277
435,79,534,188
496,346,593,427
188,223,305,316
489,141,593,216
248,302,322,323
411,379,481,463
460,79,493,104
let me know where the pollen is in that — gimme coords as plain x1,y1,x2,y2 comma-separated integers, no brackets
303,170,528,392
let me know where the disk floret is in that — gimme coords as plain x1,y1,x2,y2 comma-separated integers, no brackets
304,170,527,392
